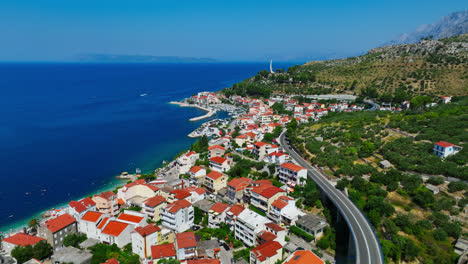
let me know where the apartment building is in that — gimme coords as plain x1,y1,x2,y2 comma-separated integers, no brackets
160,199,194,232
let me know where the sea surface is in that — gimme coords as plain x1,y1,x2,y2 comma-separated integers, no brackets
0,62,294,232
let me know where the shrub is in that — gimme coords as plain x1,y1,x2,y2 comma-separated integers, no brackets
290,226,314,242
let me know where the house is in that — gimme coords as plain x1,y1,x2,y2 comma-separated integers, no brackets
38,213,77,249
100,220,134,248
426,184,440,195
169,189,192,203
250,185,286,214
295,214,328,241
51,247,92,264
78,211,106,239
279,163,307,187
379,160,392,169
235,209,270,247
177,151,200,175
142,195,167,222
441,96,452,104
196,239,221,259
282,250,325,264
185,187,207,203
131,224,161,258
117,211,147,227
264,152,288,165
122,183,160,206
93,191,119,216
208,145,225,158
68,197,96,219
175,232,197,260
269,196,305,226
151,243,177,261
209,156,230,173
433,141,462,158
208,202,231,228
226,177,253,204
225,204,245,230
264,222,286,245
454,237,468,255
101,259,119,264
189,166,207,185
1,233,45,254
204,171,228,194
160,199,194,232
159,227,175,245
250,241,282,264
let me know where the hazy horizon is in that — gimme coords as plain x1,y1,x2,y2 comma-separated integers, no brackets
0,0,466,62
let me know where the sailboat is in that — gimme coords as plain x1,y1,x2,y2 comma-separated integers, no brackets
270,60,274,74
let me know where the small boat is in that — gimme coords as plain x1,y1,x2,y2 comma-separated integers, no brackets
140,93,148,97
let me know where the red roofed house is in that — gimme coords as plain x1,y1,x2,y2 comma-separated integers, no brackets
142,195,167,222
175,232,197,260
208,202,231,228
283,250,324,264
250,241,282,264
122,183,160,206
151,243,176,261
279,162,307,187
434,141,462,158
227,177,253,204
169,189,192,203
252,142,278,160
93,191,119,216
225,204,245,229
177,150,200,175
185,187,207,203
189,166,207,186
204,171,228,194
100,220,133,247
269,196,305,226
208,145,225,158
101,258,119,264
68,197,96,218
131,224,161,258
39,213,77,249
78,211,105,239
2,233,45,254
160,199,194,232
250,185,286,214
209,156,230,173
187,260,221,264
263,222,286,245
117,210,147,227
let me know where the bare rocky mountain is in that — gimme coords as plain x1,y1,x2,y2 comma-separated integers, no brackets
385,10,468,45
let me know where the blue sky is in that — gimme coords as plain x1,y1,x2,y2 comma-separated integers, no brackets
0,0,466,61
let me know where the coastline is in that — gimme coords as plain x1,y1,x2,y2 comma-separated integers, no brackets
169,101,216,121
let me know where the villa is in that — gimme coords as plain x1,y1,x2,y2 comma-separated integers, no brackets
433,141,462,158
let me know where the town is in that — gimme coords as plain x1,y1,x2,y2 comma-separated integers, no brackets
1,90,465,264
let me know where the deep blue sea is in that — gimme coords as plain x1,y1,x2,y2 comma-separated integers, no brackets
0,62,295,232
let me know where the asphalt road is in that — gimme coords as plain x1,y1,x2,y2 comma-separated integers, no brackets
280,132,384,264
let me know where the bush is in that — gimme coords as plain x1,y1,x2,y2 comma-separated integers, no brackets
290,226,314,242
427,176,444,186
448,181,467,193
63,233,87,248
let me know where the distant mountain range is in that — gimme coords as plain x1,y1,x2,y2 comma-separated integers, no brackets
77,54,218,63
384,10,468,45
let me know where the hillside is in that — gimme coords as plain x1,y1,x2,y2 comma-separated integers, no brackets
224,34,468,98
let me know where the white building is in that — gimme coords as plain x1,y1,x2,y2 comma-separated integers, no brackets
78,211,106,239
68,197,96,219
268,196,305,226
175,232,197,260
131,224,161,259
177,151,200,175
279,162,307,187
160,199,194,233
189,166,206,185
250,240,282,264
100,220,134,248
235,209,270,247
208,202,230,228
209,156,230,172
433,141,462,158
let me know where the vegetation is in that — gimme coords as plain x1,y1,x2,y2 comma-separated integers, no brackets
289,226,314,242
63,233,87,248
88,243,140,264
249,205,267,216
11,241,53,264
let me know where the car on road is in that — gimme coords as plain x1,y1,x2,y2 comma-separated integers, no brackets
191,225,201,231
220,242,230,251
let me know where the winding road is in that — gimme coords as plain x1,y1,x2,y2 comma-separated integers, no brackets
279,132,384,264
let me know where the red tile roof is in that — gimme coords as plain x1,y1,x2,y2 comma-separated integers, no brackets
124,179,146,189
190,166,203,173
283,250,324,264
434,141,458,148
143,184,159,192
254,141,270,148
176,232,197,249
96,191,116,201
258,230,277,242
134,224,161,237
144,195,167,207
228,205,245,216
186,151,197,157
228,177,253,190
2,233,44,246
209,156,227,164
265,222,285,232
117,213,144,224
81,211,103,223
252,186,285,199
44,213,76,233
69,197,96,213
166,199,192,213
206,170,225,180
170,189,191,200
210,203,230,214
251,241,282,261
271,199,288,210
100,259,119,264
97,217,109,230
193,188,207,195
151,243,176,259
208,145,225,151
280,162,306,172
187,260,221,264
101,221,129,237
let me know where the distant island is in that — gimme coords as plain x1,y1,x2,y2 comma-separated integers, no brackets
76,54,218,63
